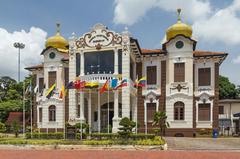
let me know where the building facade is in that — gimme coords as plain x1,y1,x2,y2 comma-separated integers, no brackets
26,11,227,137
219,99,240,136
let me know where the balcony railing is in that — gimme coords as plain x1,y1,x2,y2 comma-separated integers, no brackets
80,74,122,83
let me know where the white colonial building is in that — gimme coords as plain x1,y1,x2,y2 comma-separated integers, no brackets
26,10,227,137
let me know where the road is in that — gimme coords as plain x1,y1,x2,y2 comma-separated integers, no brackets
0,150,239,159
165,137,240,150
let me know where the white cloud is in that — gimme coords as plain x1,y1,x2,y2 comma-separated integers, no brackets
233,55,240,64
113,0,240,46
193,0,240,46
0,27,47,81
113,0,211,25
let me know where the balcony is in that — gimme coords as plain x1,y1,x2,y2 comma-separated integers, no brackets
80,74,122,83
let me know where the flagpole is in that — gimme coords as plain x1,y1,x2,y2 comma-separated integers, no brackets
98,86,100,134
136,87,138,134
107,81,110,134
23,81,25,138
30,79,33,138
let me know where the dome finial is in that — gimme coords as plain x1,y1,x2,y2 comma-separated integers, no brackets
177,8,181,22
56,23,60,34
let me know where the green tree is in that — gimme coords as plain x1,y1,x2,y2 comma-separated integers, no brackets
12,120,20,138
0,122,6,133
219,75,239,99
118,117,136,139
152,111,169,139
0,76,32,123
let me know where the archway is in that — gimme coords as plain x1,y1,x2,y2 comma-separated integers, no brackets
100,102,122,131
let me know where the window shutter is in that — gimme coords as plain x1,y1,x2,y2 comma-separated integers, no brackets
198,104,210,121
39,78,44,93
48,71,56,87
147,103,156,122
198,68,211,86
174,63,185,82
39,108,42,122
147,66,157,85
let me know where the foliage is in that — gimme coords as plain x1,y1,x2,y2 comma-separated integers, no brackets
219,75,239,99
25,132,64,139
12,120,20,138
198,128,213,136
0,76,33,123
75,133,87,139
152,111,169,139
118,117,136,139
136,136,165,145
75,122,89,134
0,122,6,133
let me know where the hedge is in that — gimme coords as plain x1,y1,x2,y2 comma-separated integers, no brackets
25,132,64,139
88,133,155,140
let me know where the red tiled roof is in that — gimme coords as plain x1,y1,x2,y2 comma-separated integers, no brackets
25,64,43,70
193,50,227,57
141,49,163,54
141,48,227,57
6,112,30,125
6,112,23,125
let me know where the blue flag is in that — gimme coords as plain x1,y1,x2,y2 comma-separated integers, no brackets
111,79,118,89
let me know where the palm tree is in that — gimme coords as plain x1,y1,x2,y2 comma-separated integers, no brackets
152,111,169,139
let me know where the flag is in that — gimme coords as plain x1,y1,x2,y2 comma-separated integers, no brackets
74,80,85,89
46,83,56,99
34,85,39,94
100,80,109,94
115,79,127,90
66,81,74,89
59,84,65,99
135,76,146,87
111,79,118,89
85,81,99,89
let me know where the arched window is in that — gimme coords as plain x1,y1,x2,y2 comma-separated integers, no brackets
49,105,56,121
174,102,184,120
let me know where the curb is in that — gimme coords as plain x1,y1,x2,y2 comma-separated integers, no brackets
0,144,168,151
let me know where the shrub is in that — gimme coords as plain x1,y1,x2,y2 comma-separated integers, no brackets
0,122,6,133
75,133,87,140
89,133,119,140
25,132,64,139
118,117,136,139
198,128,212,136
136,136,165,145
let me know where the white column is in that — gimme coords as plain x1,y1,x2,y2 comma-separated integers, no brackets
80,52,84,76
80,92,85,122
114,48,118,74
156,99,159,112
144,100,147,134
210,102,213,123
88,90,92,133
112,90,120,133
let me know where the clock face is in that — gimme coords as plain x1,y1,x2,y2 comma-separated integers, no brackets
176,41,184,49
49,52,56,59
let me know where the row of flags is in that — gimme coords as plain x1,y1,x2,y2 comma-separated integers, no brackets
27,76,147,99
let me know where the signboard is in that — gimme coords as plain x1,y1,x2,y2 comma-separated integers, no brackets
75,23,122,50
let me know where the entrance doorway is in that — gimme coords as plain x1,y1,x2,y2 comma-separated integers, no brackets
100,102,122,132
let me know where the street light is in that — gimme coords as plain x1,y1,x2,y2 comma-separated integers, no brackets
13,42,25,138
13,42,25,82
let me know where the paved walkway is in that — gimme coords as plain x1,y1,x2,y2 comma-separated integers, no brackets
165,137,240,150
0,150,240,159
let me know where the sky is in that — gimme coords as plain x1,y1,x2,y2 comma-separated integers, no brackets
0,0,239,85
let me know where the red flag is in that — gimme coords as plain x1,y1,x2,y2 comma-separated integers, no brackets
74,80,85,89
100,80,109,94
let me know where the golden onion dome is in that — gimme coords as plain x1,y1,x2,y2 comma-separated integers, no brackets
166,9,192,41
45,23,68,50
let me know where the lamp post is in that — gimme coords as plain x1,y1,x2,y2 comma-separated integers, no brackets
13,42,25,137
13,42,25,82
